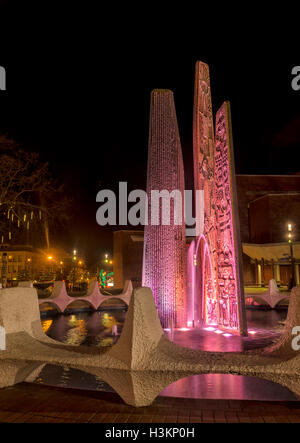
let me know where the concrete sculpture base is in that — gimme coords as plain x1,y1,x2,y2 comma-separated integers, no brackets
0,285,299,406
245,279,290,308
38,279,132,312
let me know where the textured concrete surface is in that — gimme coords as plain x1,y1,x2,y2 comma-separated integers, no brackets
0,285,299,406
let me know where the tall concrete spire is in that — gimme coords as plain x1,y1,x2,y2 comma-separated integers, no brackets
142,90,187,328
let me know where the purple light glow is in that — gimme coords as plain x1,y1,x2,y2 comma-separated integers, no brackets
142,63,247,336
142,90,187,328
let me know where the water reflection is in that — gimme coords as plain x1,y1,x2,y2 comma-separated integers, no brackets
41,319,53,334
35,307,294,401
160,373,297,401
42,309,126,347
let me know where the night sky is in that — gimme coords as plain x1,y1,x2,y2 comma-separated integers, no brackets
0,2,299,266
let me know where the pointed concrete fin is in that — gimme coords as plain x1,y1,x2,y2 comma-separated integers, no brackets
52,281,66,298
269,279,280,295
264,286,300,354
122,280,133,297
108,286,164,369
87,278,100,296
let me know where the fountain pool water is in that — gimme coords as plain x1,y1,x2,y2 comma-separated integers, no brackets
33,307,297,401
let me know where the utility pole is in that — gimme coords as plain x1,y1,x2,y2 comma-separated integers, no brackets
1,253,7,288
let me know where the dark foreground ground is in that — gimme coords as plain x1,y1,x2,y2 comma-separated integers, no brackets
0,383,299,423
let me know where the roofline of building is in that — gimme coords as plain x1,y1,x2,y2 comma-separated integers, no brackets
236,174,300,177
243,241,300,247
250,192,300,204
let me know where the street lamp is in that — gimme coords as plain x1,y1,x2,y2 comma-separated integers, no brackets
287,223,296,289
72,249,77,289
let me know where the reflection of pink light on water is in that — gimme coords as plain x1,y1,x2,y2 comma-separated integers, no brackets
248,330,257,335
214,329,223,334
177,327,190,331
164,328,171,332
223,333,232,337
204,327,215,331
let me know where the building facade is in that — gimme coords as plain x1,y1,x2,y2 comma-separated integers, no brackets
113,174,300,290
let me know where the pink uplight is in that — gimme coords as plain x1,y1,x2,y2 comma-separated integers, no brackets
204,326,215,331
223,333,232,337
248,330,257,335
214,329,223,334
177,327,190,331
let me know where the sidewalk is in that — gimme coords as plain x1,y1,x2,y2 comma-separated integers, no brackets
0,383,299,423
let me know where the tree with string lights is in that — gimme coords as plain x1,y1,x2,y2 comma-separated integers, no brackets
0,134,69,246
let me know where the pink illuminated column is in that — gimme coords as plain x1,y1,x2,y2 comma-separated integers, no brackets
192,61,217,324
192,61,247,335
142,89,187,328
186,240,195,325
213,101,247,335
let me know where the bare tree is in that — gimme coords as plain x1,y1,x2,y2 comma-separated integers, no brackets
0,134,70,245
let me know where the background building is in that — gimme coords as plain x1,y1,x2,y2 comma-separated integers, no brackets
0,244,74,285
113,230,144,289
113,174,300,289
236,174,300,287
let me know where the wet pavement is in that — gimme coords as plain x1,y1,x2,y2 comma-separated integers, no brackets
0,383,299,423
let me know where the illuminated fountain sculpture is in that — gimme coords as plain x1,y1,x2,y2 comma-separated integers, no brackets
142,90,187,328
189,62,247,335
143,64,247,335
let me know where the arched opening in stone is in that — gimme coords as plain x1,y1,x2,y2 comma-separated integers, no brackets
39,302,62,315
65,299,95,312
98,298,127,310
